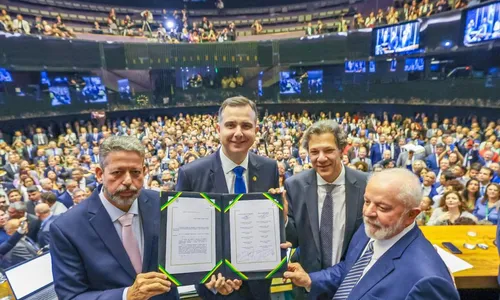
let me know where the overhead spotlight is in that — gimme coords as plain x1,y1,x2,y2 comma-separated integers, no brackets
442,40,452,48
166,20,175,29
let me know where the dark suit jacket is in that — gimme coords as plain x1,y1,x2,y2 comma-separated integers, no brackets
3,164,17,182
426,153,440,174
57,191,75,209
37,214,58,248
369,143,387,165
176,150,279,300
50,187,179,300
26,213,41,243
308,225,459,300
22,146,37,162
26,200,37,215
285,168,367,281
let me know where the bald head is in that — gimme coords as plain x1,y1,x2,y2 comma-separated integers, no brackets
35,203,51,220
368,169,422,209
5,219,20,235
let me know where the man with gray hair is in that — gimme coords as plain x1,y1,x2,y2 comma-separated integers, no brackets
284,120,368,299
284,169,459,300
50,136,179,300
8,201,41,243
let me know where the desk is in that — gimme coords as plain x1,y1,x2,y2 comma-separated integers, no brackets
421,225,498,289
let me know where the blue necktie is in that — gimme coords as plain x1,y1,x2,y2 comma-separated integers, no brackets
233,166,246,194
333,241,374,300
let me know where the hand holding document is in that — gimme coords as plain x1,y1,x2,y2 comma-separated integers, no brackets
165,197,216,274
159,192,287,285
229,200,282,272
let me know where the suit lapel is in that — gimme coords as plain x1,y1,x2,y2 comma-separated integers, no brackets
305,170,321,254
247,152,261,192
348,226,421,300
138,192,155,273
343,168,362,256
210,151,229,193
88,189,137,280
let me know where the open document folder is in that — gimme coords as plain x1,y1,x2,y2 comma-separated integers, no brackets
159,192,288,286
434,245,473,273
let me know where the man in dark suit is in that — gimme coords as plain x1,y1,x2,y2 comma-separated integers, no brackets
3,153,19,182
284,169,459,300
26,185,42,215
34,203,58,248
176,97,279,300
57,179,78,209
426,143,445,174
22,139,37,163
7,202,41,244
33,148,48,166
50,136,179,300
91,146,101,164
369,134,388,165
285,120,368,300
90,128,103,146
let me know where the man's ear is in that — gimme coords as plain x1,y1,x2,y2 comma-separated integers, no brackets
95,166,103,183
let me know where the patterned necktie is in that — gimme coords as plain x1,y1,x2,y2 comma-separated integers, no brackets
233,166,246,193
320,184,335,269
333,241,375,300
118,213,142,274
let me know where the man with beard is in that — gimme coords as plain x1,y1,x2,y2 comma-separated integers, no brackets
176,96,280,299
283,169,459,300
50,136,179,300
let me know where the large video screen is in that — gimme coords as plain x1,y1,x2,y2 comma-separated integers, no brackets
374,21,420,55
49,86,71,106
0,69,13,83
82,77,107,103
279,72,301,94
345,61,366,73
404,58,424,72
307,70,323,94
118,79,132,100
463,2,500,46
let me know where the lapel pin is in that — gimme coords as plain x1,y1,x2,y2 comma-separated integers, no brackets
252,176,257,182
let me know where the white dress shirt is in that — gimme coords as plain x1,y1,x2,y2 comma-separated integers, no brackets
421,184,431,197
99,190,144,300
219,150,249,193
317,165,346,266
99,190,144,257
50,201,68,216
360,222,416,280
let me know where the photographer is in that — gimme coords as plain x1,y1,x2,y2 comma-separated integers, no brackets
140,10,153,36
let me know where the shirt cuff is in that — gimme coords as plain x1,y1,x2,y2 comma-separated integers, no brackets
122,287,128,300
17,226,26,235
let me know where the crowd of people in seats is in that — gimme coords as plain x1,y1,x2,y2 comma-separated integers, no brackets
0,10,76,38
0,108,499,267
0,3,258,43
351,0,468,30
